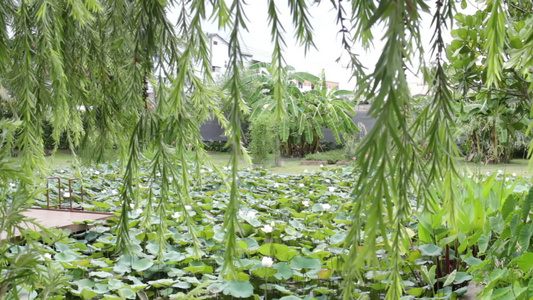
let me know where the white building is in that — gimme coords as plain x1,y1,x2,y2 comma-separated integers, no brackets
207,33,253,77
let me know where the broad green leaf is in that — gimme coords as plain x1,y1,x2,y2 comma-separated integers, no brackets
223,281,254,298
132,258,153,272
418,244,442,257
443,270,457,287
290,256,321,270
516,253,533,272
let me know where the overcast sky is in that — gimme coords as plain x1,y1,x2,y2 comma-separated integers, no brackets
170,1,484,92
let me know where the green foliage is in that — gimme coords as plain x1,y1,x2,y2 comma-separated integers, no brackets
304,149,345,164
448,9,533,164
248,115,278,165
247,63,358,157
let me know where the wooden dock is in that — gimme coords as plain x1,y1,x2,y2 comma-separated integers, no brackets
1,209,114,240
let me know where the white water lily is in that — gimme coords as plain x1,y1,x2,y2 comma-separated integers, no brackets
323,203,331,210
156,172,161,177
172,211,181,219
136,208,143,214
168,177,174,182
261,256,273,268
184,205,192,211
89,168,93,172
9,182,15,188
60,169,65,173
512,173,517,177
262,224,273,233
44,253,52,260
302,200,310,207
299,183,304,187
94,170,100,175
247,211,257,218
320,164,324,168
63,192,71,198
112,189,118,195
497,169,503,175
328,187,336,192
303,169,308,173
273,183,279,188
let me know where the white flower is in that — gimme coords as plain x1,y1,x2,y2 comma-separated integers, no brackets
136,208,143,214
89,168,93,172
247,211,257,218
213,200,219,205
129,203,135,209
112,189,118,195
303,169,308,173
262,224,273,233
323,203,331,210
94,170,100,175
44,253,52,260
63,192,71,198
9,182,15,188
156,172,161,177
101,189,107,194
270,221,275,227
512,173,517,177
505,177,510,182
498,170,504,175
328,187,336,192
208,168,213,172
200,169,206,174
261,256,273,268
60,170,65,173
299,183,305,187
184,205,192,211
273,183,279,188
168,177,174,183
302,200,310,207
173,211,181,219
320,164,324,168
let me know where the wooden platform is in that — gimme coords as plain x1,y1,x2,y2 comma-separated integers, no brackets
1,209,114,240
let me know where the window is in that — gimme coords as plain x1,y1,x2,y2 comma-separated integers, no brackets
213,41,218,45
298,81,303,88
212,66,216,72
311,84,315,90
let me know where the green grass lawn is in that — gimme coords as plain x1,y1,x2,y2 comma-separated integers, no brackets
24,150,533,176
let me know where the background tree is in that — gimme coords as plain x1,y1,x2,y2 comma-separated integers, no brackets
447,10,533,163
247,63,358,157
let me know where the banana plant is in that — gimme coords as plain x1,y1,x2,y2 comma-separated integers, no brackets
246,63,358,156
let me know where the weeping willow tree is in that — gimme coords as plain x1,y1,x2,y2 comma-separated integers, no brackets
0,0,532,298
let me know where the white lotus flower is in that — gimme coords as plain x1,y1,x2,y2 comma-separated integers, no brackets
302,200,310,207
323,203,331,210
273,183,279,188
328,187,336,192
156,172,161,177
270,221,275,227
200,169,205,174
497,169,503,175
60,170,65,173
168,177,174,182
44,253,52,260
247,211,257,218
89,168,93,172
136,208,143,214
184,205,192,211
261,256,273,268
9,182,15,188
112,189,118,195
130,203,135,209
63,192,71,198
299,183,305,187
512,173,517,177
173,211,181,219
94,170,100,175
303,169,308,173
505,177,510,182
262,224,273,233
320,164,324,168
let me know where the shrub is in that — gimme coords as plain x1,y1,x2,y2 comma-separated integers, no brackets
248,115,277,165
305,149,345,164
